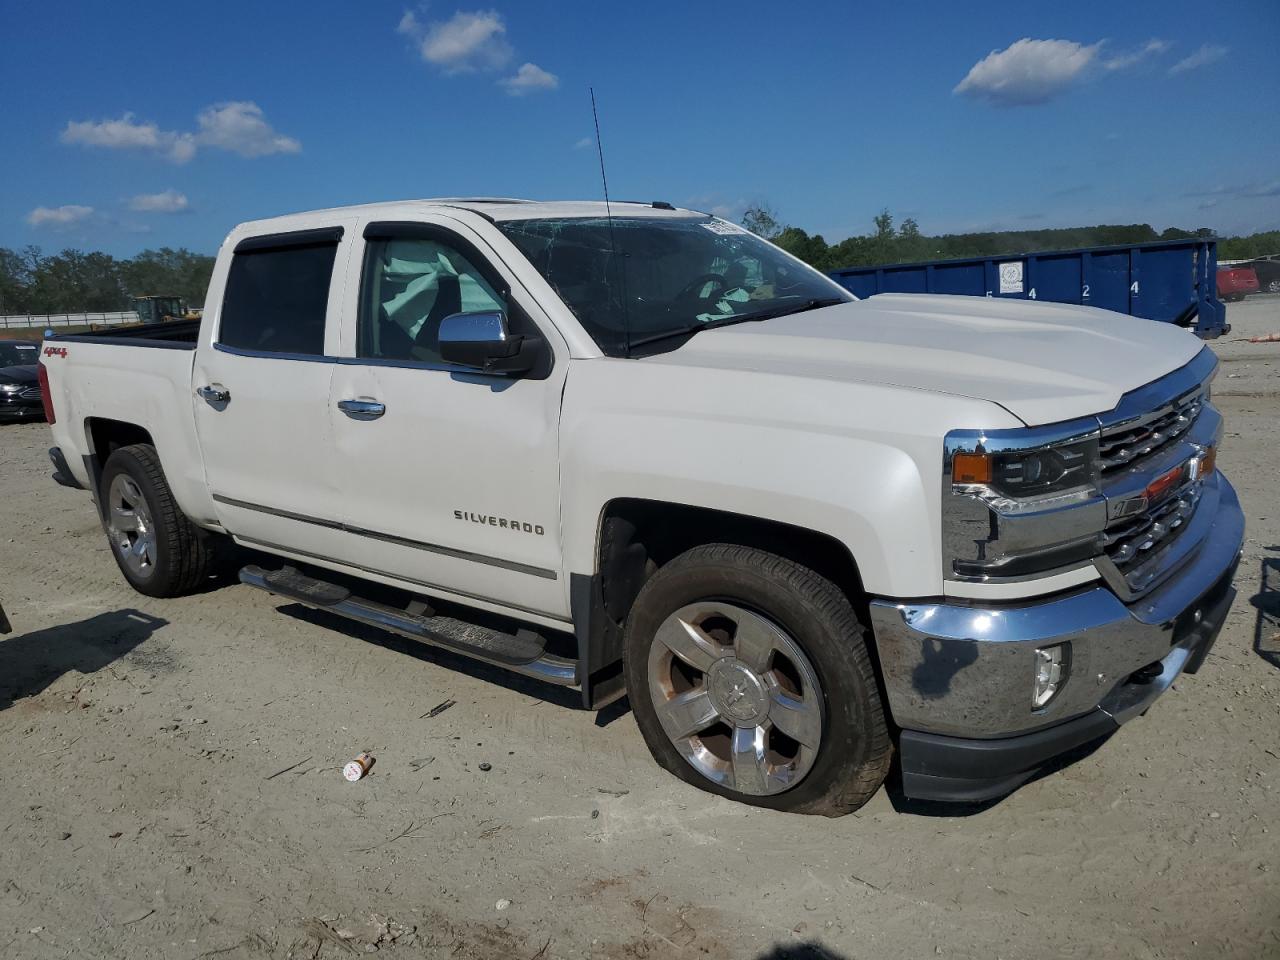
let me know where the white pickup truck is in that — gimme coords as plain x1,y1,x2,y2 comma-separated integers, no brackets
40,199,1244,814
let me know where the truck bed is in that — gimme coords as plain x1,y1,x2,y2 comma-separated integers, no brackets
51,319,200,349
41,322,214,524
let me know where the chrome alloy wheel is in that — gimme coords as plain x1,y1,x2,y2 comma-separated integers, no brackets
106,475,157,580
646,601,825,796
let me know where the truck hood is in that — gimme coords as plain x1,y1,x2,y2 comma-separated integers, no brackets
642,294,1204,425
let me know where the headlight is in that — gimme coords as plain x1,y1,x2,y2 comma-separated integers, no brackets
952,438,1098,502
943,421,1107,582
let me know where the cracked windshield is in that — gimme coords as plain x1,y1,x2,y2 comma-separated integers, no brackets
499,216,850,356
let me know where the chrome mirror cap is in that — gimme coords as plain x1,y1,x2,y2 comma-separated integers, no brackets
438,310,533,372
439,310,509,346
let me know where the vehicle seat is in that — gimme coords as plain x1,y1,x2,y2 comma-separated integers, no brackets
413,275,462,355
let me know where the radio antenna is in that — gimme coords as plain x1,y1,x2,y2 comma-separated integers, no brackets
590,86,628,354
590,86,614,230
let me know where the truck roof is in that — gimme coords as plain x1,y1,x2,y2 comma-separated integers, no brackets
230,198,706,239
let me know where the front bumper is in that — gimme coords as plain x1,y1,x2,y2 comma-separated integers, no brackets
0,396,43,420
869,473,1244,802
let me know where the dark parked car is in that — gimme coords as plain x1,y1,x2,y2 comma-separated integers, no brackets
0,339,45,421
1242,256,1280,294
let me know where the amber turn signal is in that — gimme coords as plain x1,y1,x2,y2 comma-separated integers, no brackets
952,452,992,484
1197,446,1217,479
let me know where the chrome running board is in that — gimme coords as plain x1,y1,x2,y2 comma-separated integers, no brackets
239,565,578,686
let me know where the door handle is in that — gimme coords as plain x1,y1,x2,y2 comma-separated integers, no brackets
337,398,386,421
197,384,230,405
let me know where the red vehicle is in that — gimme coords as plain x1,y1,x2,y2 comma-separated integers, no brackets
1217,266,1260,301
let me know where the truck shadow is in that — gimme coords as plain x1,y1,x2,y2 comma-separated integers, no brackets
1250,550,1280,671
0,609,167,712
752,945,850,960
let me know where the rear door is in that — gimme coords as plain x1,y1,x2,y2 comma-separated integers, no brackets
193,222,358,559
327,216,569,620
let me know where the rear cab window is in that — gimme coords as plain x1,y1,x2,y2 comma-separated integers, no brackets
218,227,344,357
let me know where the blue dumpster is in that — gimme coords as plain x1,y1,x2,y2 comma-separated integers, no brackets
828,238,1227,338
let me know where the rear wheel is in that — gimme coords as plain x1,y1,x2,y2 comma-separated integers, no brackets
624,544,891,816
100,444,222,597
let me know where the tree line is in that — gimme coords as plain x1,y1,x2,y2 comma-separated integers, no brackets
3,215,1276,316
740,204,1279,272
0,246,215,315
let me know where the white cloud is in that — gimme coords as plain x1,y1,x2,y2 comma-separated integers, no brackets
61,113,195,164
195,102,301,157
168,136,198,164
61,102,298,163
128,189,189,213
401,9,513,73
1169,44,1228,75
573,136,594,150
1103,38,1169,70
27,204,94,227
396,10,419,36
61,113,158,150
954,38,1101,106
501,62,559,95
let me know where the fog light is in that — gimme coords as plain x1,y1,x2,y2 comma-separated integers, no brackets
1033,643,1069,708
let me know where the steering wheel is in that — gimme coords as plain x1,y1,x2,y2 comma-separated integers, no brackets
674,273,727,303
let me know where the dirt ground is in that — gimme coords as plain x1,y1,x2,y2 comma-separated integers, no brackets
1,299,1277,960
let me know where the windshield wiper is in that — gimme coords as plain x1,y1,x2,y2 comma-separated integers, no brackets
626,297,846,354
723,296,847,326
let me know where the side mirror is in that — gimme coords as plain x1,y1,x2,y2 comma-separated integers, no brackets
438,310,541,374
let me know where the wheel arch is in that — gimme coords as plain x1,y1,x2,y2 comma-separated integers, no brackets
80,418,158,523
85,417,156,463
81,416,218,533
572,497,876,710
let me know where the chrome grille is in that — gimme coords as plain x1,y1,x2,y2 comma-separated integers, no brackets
1101,482,1202,590
1098,392,1202,474
18,387,40,400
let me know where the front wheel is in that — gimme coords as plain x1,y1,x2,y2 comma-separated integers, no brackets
624,544,891,816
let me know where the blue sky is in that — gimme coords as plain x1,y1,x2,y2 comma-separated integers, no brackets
2,0,1277,256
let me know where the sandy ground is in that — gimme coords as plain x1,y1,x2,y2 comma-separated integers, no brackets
1,298,1277,960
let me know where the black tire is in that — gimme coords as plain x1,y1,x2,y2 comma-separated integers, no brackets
99,444,222,598
623,544,891,816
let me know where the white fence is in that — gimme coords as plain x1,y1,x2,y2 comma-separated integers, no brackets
0,311,140,331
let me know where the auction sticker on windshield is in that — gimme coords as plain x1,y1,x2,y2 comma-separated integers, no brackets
702,220,748,236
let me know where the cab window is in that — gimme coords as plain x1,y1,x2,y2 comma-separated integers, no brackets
359,238,504,364
219,241,338,356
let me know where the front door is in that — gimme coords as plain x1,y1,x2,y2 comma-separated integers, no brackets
193,223,357,559
328,217,568,620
